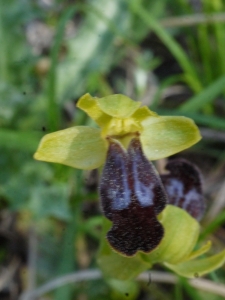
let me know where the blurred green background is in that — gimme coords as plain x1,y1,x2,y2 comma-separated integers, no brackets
1,0,225,299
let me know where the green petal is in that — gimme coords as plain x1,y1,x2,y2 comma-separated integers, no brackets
140,116,201,160
131,106,158,123
165,249,225,278
97,218,150,281
143,205,200,265
34,126,107,169
186,241,211,261
96,94,141,118
77,93,112,127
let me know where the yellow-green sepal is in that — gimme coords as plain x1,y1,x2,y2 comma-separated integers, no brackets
34,126,108,169
142,205,200,265
140,116,201,160
77,93,112,127
96,94,141,118
164,248,225,278
97,218,150,281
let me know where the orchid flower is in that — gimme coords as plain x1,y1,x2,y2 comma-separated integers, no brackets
34,93,200,169
34,93,225,280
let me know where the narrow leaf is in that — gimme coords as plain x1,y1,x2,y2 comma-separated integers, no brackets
179,75,225,112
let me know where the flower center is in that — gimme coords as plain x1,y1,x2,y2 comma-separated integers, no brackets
102,117,142,148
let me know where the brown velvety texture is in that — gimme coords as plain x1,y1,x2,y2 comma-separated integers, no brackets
161,159,205,221
100,138,167,256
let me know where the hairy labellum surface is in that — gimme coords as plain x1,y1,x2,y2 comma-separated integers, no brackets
100,138,167,256
161,159,205,221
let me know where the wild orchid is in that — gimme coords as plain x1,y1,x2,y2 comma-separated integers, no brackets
34,94,225,280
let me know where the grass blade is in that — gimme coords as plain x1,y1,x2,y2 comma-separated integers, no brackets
129,0,202,92
178,75,225,112
0,129,41,152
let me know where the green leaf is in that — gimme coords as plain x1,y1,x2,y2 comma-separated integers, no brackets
179,75,225,113
29,184,71,220
200,210,225,241
143,205,200,265
34,126,108,170
140,116,201,160
165,249,225,278
0,129,41,152
2,161,54,211
97,218,150,281
3,176,30,210
56,0,130,101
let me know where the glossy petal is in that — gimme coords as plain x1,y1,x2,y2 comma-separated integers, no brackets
77,93,112,127
96,94,141,118
140,116,201,160
144,205,200,264
34,126,107,169
161,159,205,221
165,249,225,278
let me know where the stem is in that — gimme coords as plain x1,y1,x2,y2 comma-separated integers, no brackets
19,270,225,300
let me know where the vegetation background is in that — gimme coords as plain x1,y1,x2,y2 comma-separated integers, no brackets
1,0,225,299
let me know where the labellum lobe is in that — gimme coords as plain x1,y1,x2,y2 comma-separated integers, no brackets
100,138,167,256
161,159,205,221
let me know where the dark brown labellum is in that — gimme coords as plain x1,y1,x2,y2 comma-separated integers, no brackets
100,138,167,256
161,159,205,221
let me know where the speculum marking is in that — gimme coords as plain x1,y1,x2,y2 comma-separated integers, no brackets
100,138,167,256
